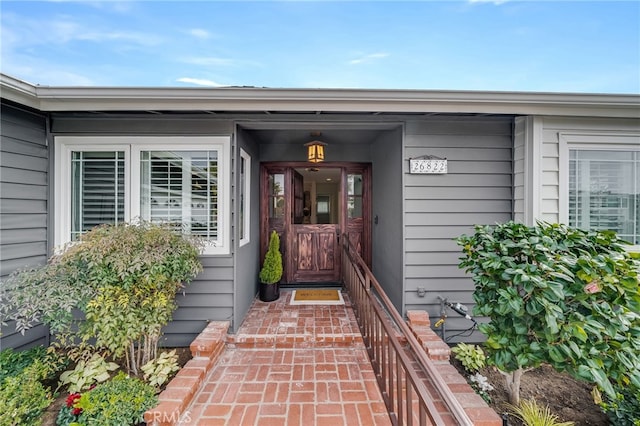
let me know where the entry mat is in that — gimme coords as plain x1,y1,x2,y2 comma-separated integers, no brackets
290,289,345,305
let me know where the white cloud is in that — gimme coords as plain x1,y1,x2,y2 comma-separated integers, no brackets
176,77,227,87
349,53,389,65
1,13,162,47
77,29,162,46
188,28,211,39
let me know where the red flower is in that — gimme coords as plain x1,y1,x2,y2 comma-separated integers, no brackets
72,407,83,416
65,393,81,408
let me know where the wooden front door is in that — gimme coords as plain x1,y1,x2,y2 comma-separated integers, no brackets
261,162,371,284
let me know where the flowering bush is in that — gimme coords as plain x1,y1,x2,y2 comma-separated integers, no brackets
468,372,494,403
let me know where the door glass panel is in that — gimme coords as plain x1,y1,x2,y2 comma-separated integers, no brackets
347,174,363,219
268,173,285,219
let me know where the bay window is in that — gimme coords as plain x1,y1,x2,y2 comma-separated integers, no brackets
55,137,230,254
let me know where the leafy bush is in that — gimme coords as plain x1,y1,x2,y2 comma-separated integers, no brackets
0,346,47,382
508,398,575,426
59,353,118,393
451,342,486,372
597,383,640,426
1,221,203,374
0,361,53,426
58,372,157,426
141,349,180,388
457,221,640,405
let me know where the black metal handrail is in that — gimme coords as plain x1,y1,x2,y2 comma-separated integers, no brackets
342,236,473,426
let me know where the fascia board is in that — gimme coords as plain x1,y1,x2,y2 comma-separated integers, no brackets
3,74,640,118
0,73,40,109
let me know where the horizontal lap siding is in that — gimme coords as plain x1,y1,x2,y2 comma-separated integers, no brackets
537,117,640,224
163,256,234,347
0,102,50,350
513,117,527,222
403,118,513,343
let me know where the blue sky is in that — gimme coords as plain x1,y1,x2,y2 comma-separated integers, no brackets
1,1,639,93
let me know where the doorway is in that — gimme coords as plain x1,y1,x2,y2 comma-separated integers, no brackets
260,162,371,285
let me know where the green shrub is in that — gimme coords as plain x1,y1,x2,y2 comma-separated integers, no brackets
0,346,47,382
68,372,157,426
1,221,203,375
451,342,486,372
0,361,53,426
259,230,283,284
598,384,640,426
457,221,640,405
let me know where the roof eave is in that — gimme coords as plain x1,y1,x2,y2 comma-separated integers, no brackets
2,73,639,118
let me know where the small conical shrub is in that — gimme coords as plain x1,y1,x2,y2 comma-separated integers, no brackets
259,230,282,284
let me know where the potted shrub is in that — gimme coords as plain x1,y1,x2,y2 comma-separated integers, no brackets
259,230,283,302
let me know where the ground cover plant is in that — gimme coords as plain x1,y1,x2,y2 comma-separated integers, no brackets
0,346,67,426
457,221,640,423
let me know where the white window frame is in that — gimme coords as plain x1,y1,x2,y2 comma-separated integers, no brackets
55,136,231,255
239,148,251,247
559,132,640,251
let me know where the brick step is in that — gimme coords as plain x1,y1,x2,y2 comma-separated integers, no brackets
145,321,230,426
226,332,364,349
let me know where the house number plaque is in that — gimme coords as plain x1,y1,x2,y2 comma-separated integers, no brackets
409,158,448,174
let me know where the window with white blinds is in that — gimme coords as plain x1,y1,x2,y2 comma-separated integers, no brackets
71,151,125,241
140,150,219,239
55,136,230,254
569,150,640,245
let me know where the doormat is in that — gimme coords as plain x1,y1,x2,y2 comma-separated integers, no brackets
290,289,344,305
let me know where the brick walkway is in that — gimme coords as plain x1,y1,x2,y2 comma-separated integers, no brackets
179,290,392,425
146,289,502,426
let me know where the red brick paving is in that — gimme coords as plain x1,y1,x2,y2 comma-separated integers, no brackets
178,290,391,426
146,291,502,426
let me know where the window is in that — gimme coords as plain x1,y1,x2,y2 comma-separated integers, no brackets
561,133,640,249
239,149,251,246
569,150,639,244
71,151,125,241
55,137,230,254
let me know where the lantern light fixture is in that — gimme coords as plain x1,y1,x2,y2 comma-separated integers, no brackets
305,132,327,163
305,140,327,163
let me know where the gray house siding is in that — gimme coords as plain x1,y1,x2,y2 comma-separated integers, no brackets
0,101,50,350
233,127,261,334
403,117,514,342
50,115,237,347
535,117,640,225
371,127,404,311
